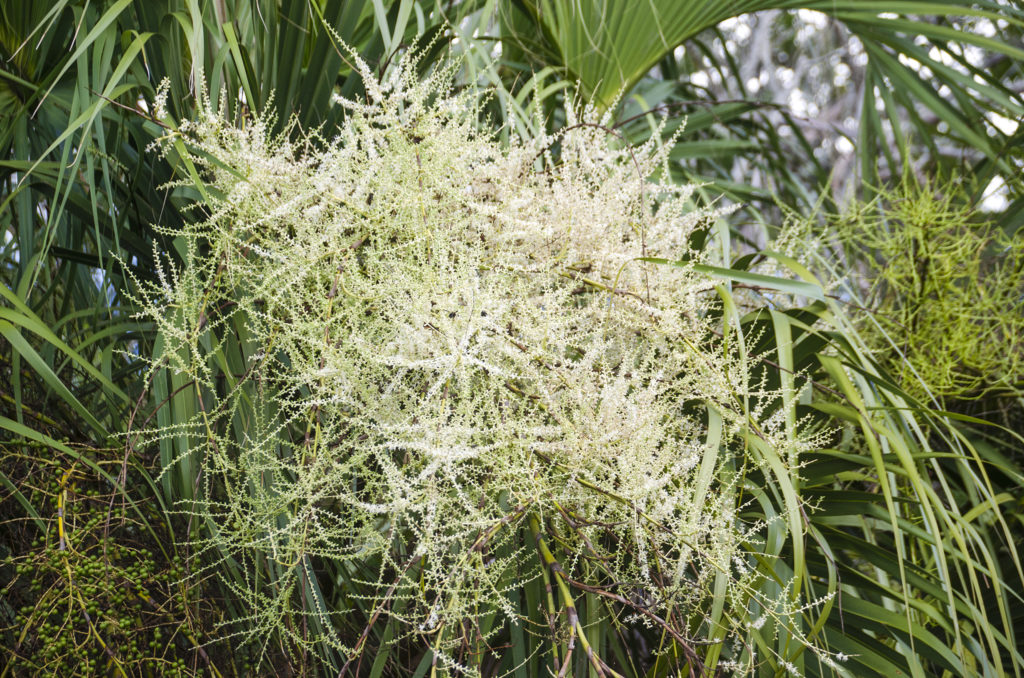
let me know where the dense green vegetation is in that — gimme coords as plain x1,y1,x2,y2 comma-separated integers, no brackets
1,1,1022,676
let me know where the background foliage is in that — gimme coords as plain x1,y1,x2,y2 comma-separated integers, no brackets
1,0,1022,676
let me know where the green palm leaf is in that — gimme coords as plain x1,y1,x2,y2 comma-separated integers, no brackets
502,0,1024,208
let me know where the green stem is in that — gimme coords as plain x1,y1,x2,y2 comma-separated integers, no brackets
528,515,622,678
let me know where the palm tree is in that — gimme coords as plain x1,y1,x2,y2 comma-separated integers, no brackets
1,1,1021,675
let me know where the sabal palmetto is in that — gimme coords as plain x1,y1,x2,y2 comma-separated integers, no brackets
1,1,1022,676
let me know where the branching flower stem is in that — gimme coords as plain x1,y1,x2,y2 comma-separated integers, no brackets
529,514,622,678
131,46,844,674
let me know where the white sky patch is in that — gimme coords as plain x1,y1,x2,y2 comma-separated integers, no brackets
975,19,997,38
795,10,829,44
690,71,710,88
898,54,922,70
721,16,752,41
964,45,986,67
797,10,828,28
872,86,886,111
788,89,809,116
836,136,855,155
833,62,851,88
987,112,1019,135
926,44,974,77
979,176,1009,212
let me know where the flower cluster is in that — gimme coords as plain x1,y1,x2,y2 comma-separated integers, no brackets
131,50,832,673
